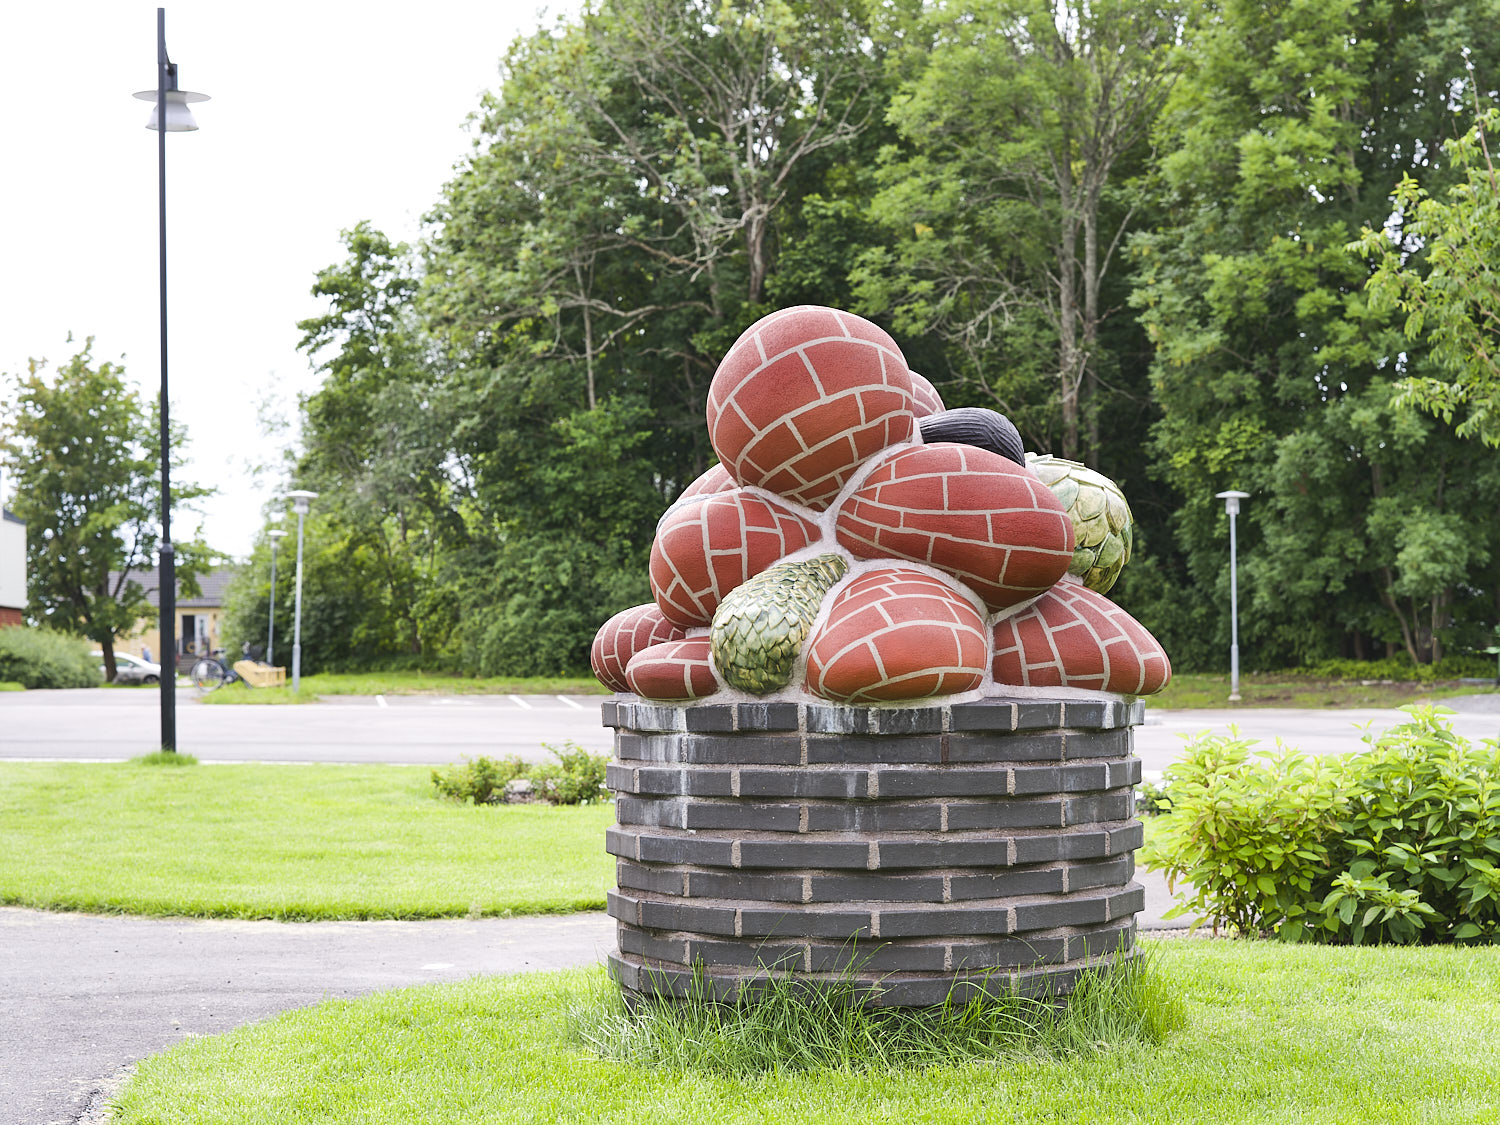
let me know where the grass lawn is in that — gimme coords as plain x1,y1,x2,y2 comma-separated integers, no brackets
196,670,607,704
109,942,1500,1125
1147,671,1498,710
0,762,615,919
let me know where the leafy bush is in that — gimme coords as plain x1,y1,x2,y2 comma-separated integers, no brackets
431,742,608,806
1143,706,1500,943
0,627,100,689
1294,654,1496,683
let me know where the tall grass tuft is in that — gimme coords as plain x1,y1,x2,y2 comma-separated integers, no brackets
131,751,200,766
570,949,1183,1076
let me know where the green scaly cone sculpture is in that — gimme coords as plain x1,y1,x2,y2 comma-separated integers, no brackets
711,554,849,694
1026,453,1134,594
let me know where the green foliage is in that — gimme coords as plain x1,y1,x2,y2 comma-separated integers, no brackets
0,341,215,680
1351,108,1500,444
431,742,609,806
1144,706,1500,943
131,751,199,766
1294,654,1497,683
0,626,100,689
574,951,1180,1076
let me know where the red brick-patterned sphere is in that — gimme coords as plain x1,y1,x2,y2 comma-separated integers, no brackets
706,305,916,510
591,603,686,693
908,370,945,418
675,463,737,505
625,638,719,701
992,578,1171,695
835,443,1074,612
806,567,987,703
649,490,819,628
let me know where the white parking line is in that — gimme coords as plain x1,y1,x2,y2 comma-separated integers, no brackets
556,695,585,710
375,695,388,709
508,695,533,710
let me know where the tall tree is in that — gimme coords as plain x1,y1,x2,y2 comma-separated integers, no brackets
0,342,214,679
856,0,1181,460
1129,0,1500,666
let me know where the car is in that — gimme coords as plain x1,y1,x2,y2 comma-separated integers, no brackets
92,651,164,685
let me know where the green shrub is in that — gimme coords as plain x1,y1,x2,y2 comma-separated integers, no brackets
430,743,609,806
1294,654,1496,683
430,756,528,804
0,627,100,689
1143,706,1500,943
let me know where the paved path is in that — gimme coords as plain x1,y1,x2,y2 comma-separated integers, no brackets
0,909,617,1125
4,688,1496,766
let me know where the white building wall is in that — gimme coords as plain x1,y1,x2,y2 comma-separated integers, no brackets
0,515,26,611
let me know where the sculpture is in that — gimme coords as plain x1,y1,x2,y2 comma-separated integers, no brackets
592,305,1170,704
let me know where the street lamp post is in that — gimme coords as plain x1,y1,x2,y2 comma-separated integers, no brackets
135,7,209,752
267,528,287,665
286,491,318,692
1216,490,1251,702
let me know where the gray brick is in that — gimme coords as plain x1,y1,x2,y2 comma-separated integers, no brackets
604,826,639,860
616,860,687,897
804,802,944,833
1106,884,1146,920
804,734,946,764
636,896,740,935
684,869,806,902
1012,834,1065,865
623,733,803,766
1057,830,1109,860
684,769,735,797
804,705,876,734
808,873,947,904
1058,762,1109,792
1129,700,1146,725
615,796,683,829
615,733,648,761
737,767,868,800
621,702,685,733
877,906,1013,938
946,731,1067,763
944,799,1065,831
736,839,872,869
606,889,637,924
871,708,945,735
948,936,1068,970
1014,894,1109,931
600,699,620,728
1111,821,1145,852
1010,765,1064,794
683,936,808,970
806,940,950,973
878,838,1016,869
682,801,803,833
1065,792,1135,826
1064,729,1132,759
605,763,637,793
948,868,1067,900
634,832,736,867
874,767,1011,799
1063,856,1130,893
1060,700,1109,729
1066,923,1135,961
617,926,691,964
684,704,736,732
735,701,802,731
1016,701,1063,729
738,907,874,939
949,699,1018,732
1110,757,1144,787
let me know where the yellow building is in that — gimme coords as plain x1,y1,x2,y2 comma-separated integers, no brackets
112,568,238,670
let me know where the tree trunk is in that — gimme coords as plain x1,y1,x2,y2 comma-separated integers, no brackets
101,638,117,684
1058,212,1080,460
1378,572,1421,666
1082,187,1101,467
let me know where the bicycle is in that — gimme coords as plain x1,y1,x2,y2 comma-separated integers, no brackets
190,651,240,693
191,645,287,693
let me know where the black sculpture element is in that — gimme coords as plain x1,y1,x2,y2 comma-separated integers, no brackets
918,407,1026,466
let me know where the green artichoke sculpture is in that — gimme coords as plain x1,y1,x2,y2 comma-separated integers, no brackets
1026,454,1133,594
711,554,848,694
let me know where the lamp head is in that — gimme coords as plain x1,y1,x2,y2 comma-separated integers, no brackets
268,529,288,540
1215,489,1250,516
286,490,319,516
133,87,209,132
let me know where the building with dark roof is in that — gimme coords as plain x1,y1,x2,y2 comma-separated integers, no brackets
109,566,240,665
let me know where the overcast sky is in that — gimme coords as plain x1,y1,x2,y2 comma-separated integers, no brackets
1,1,570,558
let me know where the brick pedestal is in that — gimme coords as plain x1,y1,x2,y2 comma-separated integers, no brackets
603,695,1145,1007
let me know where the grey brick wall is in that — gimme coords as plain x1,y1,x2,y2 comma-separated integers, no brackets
603,695,1144,1007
